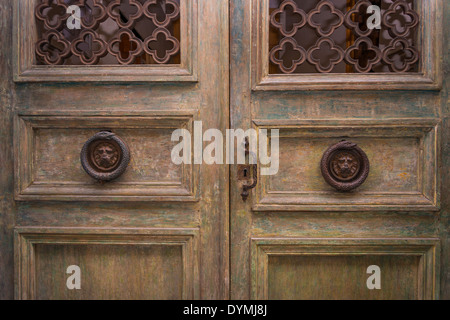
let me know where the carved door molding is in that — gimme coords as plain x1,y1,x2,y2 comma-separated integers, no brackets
230,0,447,300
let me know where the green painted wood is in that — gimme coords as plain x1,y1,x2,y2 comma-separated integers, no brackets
1,0,230,300
230,0,448,300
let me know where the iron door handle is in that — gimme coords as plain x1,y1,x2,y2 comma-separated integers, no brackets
321,140,370,192
80,131,130,182
240,137,258,201
241,162,257,201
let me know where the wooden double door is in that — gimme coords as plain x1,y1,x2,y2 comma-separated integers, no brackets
0,0,448,299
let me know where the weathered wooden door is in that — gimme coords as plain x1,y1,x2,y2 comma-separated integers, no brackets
0,0,448,301
230,0,448,299
1,0,229,299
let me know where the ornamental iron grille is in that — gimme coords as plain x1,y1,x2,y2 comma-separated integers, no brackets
35,0,181,65
269,0,420,73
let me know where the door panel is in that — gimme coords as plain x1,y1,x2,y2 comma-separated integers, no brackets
15,228,198,300
253,119,438,211
267,255,421,300
36,244,184,300
253,0,441,90
0,0,448,300
4,0,229,300
15,114,196,201
230,0,447,300
252,238,438,300
14,0,197,82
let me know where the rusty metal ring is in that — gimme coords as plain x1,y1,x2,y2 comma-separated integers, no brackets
321,140,369,192
81,131,130,182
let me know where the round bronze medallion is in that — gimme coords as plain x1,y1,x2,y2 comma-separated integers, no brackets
81,131,130,182
89,141,121,172
321,140,369,191
329,150,361,182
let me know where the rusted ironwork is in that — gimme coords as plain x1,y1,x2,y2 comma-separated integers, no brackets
269,0,420,73
241,163,257,201
108,28,144,64
240,137,258,201
81,131,130,182
269,37,306,73
78,0,108,29
144,0,180,27
270,0,307,37
35,0,69,30
307,1,344,37
344,0,376,37
71,29,108,65
345,36,382,73
383,0,419,38
35,0,181,65
321,140,370,192
307,37,344,73
144,27,180,64
383,37,419,72
36,30,72,65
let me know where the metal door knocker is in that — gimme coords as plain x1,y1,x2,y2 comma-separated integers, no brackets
80,131,130,182
321,140,369,192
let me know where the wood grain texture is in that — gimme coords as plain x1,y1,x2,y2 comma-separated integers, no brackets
6,0,230,300
0,0,447,300
0,0,15,300
439,0,450,299
35,243,184,300
230,0,448,300
15,113,197,201
15,227,199,300
251,238,439,300
268,255,421,300
253,119,439,211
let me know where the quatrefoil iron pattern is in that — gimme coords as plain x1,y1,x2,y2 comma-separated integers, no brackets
35,0,181,65
71,29,108,65
269,0,420,74
307,37,344,73
270,0,307,37
270,37,307,73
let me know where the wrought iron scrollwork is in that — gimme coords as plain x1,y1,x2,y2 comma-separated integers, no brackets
269,0,420,74
35,0,181,65
307,37,344,73
307,1,344,37
269,37,307,74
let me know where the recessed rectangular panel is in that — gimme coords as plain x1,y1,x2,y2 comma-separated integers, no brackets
268,254,420,300
254,119,439,211
15,114,196,201
251,238,439,300
35,243,183,300
15,227,199,300
34,128,182,184
272,137,419,193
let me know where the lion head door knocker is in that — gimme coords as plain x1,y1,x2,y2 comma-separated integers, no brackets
320,140,370,192
81,131,130,182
